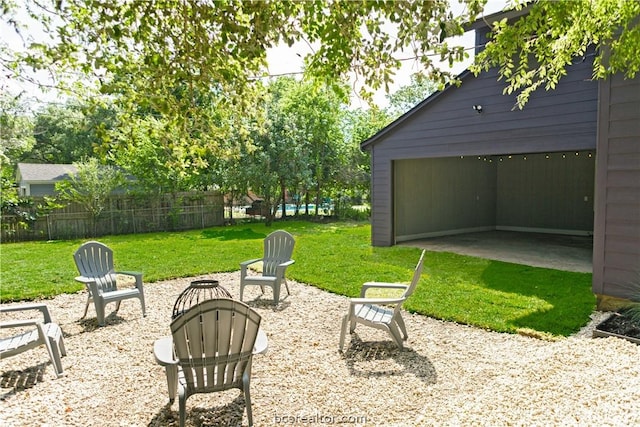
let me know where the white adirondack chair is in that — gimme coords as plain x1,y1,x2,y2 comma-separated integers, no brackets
73,241,146,326
168,299,262,427
0,303,66,377
339,250,426,350
239,230,295,305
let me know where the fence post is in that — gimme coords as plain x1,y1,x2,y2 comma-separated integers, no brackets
46,214,52,241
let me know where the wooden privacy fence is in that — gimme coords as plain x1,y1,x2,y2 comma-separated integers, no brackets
1,191,224,242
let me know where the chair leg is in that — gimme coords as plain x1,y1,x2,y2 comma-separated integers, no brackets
243,373,253,426
339,315,350,351
138,294,146,318
95,299,107,326
272,283,281,305
46,324,65,377
59,332,67,356
36,323,62,378
395,313,408,340
349,317,357,334
178,388,187,427
82,296,91,319
164,366,177,403
387,323,404,349
283,278,291,296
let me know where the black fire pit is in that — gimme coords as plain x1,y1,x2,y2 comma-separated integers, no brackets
172,279,232,319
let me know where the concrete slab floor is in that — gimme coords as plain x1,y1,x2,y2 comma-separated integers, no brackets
401,230,593,273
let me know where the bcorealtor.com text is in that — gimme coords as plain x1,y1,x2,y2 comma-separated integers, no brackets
273,412,369,424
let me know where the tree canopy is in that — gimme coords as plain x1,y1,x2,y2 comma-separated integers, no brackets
3,1,638,110
471,0,640,107
2,1,485,109
2,0,638,201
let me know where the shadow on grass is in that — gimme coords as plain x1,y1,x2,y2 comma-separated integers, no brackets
201,228,266,241
480,262,595,336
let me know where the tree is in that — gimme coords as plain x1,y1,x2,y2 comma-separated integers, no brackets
1,0,485,167
24,102,110,164
277,78,347,216
3,1,483,98
107,115,197,194
4,1,638,115
385,73,438,118
471,0,640,108
55,158,125,235
342,106,392,203
0,93,35,168
241,78,302,225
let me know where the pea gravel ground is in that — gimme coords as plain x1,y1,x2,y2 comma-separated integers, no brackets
1,272,639,427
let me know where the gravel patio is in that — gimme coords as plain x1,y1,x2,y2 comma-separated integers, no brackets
1,272,639,426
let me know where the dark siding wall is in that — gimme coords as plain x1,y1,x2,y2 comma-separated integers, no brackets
593,74,640,300
496,152,595,232
369,153,394,246
394,157,496,240
368,56,598,246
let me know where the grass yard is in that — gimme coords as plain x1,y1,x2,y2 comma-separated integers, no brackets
0,220,595,337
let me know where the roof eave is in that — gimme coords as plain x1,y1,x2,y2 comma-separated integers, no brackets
360,69,474,150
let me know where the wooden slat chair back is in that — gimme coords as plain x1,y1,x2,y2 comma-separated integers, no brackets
239,230,296,305
0,303,67,378
170,299,262,427
339,250,426,350
73,241,146,326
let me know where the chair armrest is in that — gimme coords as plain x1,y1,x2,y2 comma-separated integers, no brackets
274,259,295,277
153,337,178,366
0,303,52,324
115,270,144,290
75,276,101,297
360,282,408,297
74,276,95,285
240,258,263,279
240,258,263,268
0,318,43,329
116,270,143,279
278,259,295,267
349,297,406,306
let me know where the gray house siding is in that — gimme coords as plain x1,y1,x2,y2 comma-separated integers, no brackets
593,73,640,301
29,184,57,196
365,55,598,246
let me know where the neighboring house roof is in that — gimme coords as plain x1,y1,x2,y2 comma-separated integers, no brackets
16,163,77,184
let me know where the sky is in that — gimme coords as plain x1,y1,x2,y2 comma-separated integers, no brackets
2,0,508,111
265,0,508,108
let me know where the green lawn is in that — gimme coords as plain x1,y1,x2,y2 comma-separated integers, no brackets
0,220,595,338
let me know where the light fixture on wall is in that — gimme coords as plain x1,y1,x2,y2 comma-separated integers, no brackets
473,104,483,113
